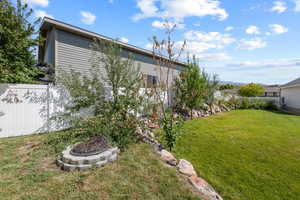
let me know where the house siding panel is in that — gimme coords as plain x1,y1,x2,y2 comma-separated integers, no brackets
281,86,300,109
55,29,182,82
44,29,55,64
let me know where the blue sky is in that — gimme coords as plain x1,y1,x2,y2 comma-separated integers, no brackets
25,0,300,84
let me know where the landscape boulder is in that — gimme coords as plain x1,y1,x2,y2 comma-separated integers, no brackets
177,159,197,177
214,105,221,113
202,104,210,111
145,130,155,138
160,150,177,166
189,176,223,200
149,122,160,129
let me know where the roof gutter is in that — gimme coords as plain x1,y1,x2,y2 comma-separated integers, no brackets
281,84,300,89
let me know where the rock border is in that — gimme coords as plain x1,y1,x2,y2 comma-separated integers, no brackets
139,132,223,200
138,105,226,200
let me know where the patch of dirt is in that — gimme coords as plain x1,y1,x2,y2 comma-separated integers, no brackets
39,157,60,172
17,142,40,163
81,175,96,192
80,175,110,200
51,173,68,183
18,142,40,155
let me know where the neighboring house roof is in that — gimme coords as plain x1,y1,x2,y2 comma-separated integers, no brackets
39,17,186,67
263,86,280,93
281,77,300,89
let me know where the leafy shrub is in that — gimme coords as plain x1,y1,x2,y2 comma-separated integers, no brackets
0,0,42,83
47,40,145,151
240,98,251,109
160,111,183,151
174,57,220,118
224,96,241,109
225,97,278,111
238,83,264,97
264,100,278,111
174,58,206,119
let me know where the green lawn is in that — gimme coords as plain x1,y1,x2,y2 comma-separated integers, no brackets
0,134,200,200
174,110,300,200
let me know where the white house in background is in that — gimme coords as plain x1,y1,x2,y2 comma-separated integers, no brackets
281,77,300,114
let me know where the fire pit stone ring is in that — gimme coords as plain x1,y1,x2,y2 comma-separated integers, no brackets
57,136,119,171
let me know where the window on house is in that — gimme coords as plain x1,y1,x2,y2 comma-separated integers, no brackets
143,74,158,88
273,92,277,97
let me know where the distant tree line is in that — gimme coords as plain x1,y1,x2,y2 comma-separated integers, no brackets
219,84,235,90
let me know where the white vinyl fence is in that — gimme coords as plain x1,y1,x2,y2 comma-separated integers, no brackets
0,84,67,138
0,84,169,138
248,96,280,107
216,91,280,106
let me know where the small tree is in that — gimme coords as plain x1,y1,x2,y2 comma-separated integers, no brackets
91,40,145,149
174,57,206,119
91,39,143,115
54,39,145,150
238,83,264,97
204,72,220,113
150,21,186,151
0,0,42,83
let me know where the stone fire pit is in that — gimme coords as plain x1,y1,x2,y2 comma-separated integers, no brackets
57,136,119,171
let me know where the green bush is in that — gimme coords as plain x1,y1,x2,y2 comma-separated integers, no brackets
238,83,264,97
0,0,42,83
224,97,278,111
160,111,183,151
264,100,278,111
47,40,145,151
174,58,207,119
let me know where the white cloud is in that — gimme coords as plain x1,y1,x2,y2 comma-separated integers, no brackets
265,32,272,36
225,26,234,31
146,29,235,62
35,10,54,19
152,20,185,29
238,38,266,50
270,1,287,13
133,0,228,22
218,60,300,84
249,3,263,11
80,11,96,25
245,25,260,35
183,41,220,53
229,58,300,68
184,31,236,48
294,0,300,11
119,37,129,43
108,0,114,3
146,40,221,55
196,53,232,62
146,40,231,62
269,24,288,34
24,0,49,7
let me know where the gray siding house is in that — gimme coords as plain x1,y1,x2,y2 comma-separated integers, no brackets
281,77,300,114
38,17,185,85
